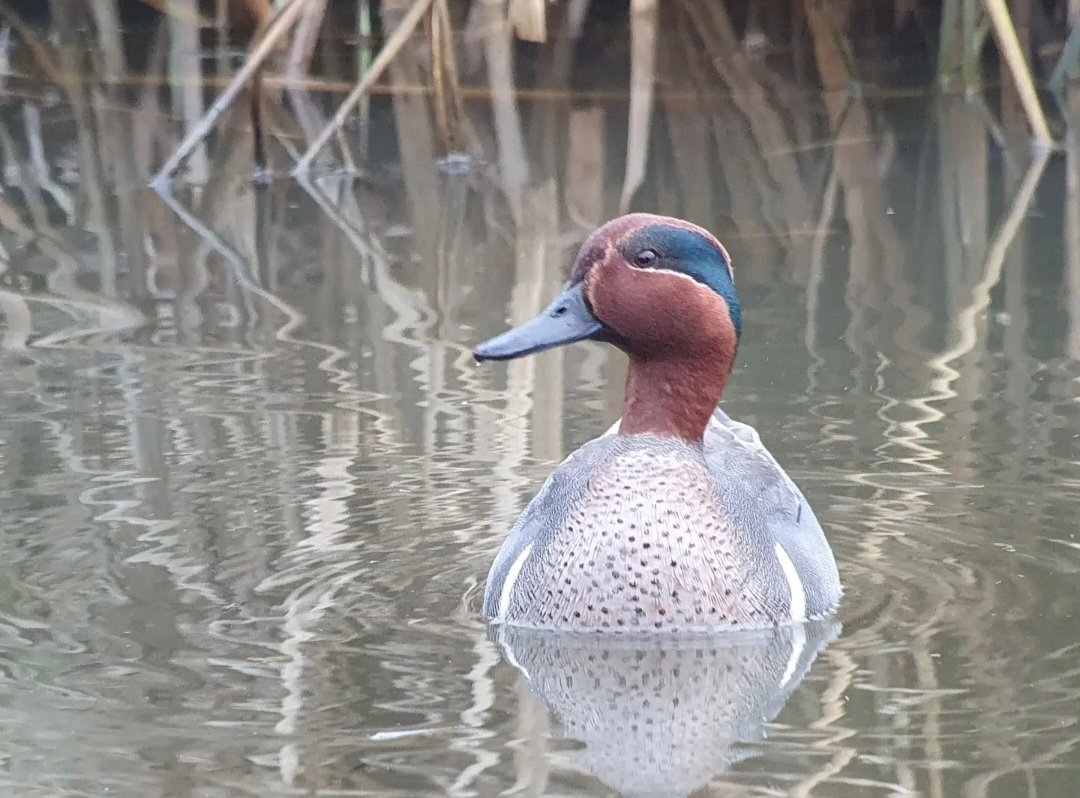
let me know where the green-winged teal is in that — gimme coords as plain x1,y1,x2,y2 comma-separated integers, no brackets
474,213,841,632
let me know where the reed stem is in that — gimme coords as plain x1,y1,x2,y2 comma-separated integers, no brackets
981,0,1052,146
293,0,435,174
151,0,316,184
1050,17,1080,94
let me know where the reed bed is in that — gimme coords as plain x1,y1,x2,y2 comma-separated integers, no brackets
0,2,1078,796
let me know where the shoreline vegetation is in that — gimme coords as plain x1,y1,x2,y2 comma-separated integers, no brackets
0,0,1076,407
1,2,1077,178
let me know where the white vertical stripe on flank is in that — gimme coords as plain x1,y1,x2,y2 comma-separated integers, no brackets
774,542,807,621
496,543,534,621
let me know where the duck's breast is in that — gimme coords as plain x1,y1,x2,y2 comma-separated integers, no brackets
485,435,802,631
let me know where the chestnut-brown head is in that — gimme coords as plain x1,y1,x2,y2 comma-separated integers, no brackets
474,214,741,441
571,213,740,361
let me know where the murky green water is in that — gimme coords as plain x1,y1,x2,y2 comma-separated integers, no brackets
1,7,1079,797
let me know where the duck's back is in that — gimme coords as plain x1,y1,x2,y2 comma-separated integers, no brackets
483,408,841,632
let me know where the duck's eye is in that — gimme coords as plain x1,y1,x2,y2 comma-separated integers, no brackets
633,249,658,267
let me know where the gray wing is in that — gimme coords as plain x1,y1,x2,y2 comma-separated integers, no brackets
482,435,618,620
703,407,842,618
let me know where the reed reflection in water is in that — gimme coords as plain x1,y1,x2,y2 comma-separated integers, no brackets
0,2,1078,797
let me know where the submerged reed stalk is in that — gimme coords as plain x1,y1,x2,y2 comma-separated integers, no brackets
251,68,267,175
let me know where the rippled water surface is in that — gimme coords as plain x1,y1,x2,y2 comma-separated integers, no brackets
1,6,1080,797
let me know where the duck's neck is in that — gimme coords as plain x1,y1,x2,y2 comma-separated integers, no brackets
618,355,731,443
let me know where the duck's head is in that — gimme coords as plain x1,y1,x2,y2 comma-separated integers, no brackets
475,214,740,441
475,213,740,367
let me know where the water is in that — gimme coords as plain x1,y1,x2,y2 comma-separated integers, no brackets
0,7,1079,797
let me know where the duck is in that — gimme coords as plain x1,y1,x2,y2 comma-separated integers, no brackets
473,213,841,633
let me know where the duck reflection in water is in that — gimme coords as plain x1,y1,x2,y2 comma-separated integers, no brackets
494,621,840,798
